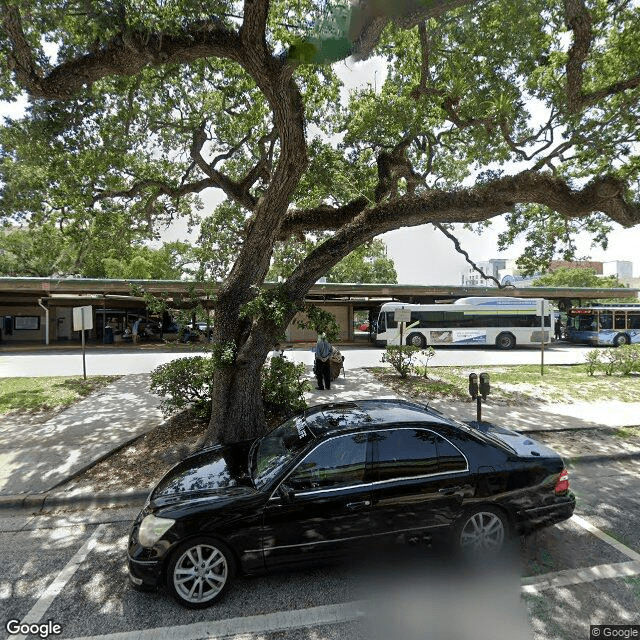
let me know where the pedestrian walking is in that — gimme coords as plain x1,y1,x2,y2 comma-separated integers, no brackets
314,334,332,390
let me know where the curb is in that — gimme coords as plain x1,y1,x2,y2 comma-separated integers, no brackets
2,451,640,513
0,488,150,512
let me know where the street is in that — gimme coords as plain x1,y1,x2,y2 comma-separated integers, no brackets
0,343,597,377
1,458,639,640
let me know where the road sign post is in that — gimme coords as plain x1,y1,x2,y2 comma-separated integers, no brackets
538,299,548,376
393,308,411,346
73,306,93,380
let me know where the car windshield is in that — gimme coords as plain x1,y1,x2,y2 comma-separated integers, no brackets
252,415,315,490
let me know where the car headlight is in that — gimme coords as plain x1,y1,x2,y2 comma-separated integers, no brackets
137,515,175,548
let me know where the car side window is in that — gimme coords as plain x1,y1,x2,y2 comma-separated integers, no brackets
373,428,467,481
287,433,368,492
436,437,467,472
373,429,439,481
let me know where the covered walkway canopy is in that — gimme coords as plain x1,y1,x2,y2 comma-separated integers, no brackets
0,277,637,344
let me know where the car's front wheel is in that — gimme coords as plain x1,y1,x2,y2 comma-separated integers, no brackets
167,537,235,608
456,507,508,553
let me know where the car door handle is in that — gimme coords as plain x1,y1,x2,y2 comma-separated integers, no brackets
438,486,463,495
346,501,371,510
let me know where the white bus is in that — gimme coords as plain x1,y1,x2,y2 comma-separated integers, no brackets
374,297,552,350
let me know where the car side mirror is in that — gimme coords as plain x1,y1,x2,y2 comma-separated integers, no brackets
277,483,295,503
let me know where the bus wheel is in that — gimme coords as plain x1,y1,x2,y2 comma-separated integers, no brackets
496,333,516,350
613,333,630,347
406,333,426,348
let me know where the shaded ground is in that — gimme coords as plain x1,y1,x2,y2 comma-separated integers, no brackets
56,414,640,495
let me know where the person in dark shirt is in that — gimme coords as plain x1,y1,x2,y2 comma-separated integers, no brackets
314,334,332,390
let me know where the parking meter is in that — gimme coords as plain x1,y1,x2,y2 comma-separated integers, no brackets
468,373,478,399
479,373,490,399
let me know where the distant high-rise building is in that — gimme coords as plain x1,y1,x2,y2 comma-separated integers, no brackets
602,260,633,280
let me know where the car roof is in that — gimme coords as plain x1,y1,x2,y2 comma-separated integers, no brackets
300,399,456,437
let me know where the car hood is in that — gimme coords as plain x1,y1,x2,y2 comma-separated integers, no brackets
475,423,562,459
149,440,255,503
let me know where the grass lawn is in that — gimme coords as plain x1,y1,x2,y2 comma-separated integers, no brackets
369,364,640,404
0,376,120,414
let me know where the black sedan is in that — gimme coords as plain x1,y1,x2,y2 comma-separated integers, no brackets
128,399,575,608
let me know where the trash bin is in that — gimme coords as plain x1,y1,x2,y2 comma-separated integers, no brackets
104,326,114,344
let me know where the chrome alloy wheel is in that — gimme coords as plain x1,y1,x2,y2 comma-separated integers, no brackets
459,511,505,551
172,543,228,604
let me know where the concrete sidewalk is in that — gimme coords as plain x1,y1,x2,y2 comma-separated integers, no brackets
0,374,163,497
0,367,639,511
305,367,640,432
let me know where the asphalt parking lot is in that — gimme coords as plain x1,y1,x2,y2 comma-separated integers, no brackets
1,458,639,640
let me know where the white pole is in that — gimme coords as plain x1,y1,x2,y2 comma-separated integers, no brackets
37,299,49,345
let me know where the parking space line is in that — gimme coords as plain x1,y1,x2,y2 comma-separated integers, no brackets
10,524,106,640
571,514,640,561
521,559,640,594
63,601,367,640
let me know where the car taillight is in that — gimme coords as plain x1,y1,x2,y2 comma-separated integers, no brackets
554,468,569,495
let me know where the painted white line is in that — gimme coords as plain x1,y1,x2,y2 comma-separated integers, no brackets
521,559,640,594
571,514,640,561
64,601,367,640
10,524,106,640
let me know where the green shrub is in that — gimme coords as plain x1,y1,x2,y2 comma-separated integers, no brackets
150,356,215,420
381,345,422,378
262,356,310,418
150,354,310,424
600,348,618,376
614,345,640,376
413,346,437,378
584,349,601,376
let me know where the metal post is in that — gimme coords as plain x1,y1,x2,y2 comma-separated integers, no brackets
541,300,545,376
400,321,404,347
81,321,87,380
477,396,482,423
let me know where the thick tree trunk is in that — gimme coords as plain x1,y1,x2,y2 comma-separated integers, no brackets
209,355,267,444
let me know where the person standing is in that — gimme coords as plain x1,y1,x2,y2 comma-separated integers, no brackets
314,334,332,390
132,318,141,344
554,318,562,341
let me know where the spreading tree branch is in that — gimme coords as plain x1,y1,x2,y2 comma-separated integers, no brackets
565,0,640,113
432,223,510,288
1,2,241,99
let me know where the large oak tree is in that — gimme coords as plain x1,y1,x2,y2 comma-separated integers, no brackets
2,0,640,443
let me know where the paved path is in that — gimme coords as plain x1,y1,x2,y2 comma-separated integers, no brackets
0,374,163,496
0,367,639,507
305,367,640,431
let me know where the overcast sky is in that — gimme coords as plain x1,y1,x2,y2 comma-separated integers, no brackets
2,56,638,283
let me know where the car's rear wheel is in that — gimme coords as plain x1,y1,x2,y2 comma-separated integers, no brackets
456,507,508,553
167,538,235,608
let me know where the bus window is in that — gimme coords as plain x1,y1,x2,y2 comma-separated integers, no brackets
578,314,595,331
386,312,398,329
629,313,640,330
614,312,626,330
378,312,386,333
599,313,612,330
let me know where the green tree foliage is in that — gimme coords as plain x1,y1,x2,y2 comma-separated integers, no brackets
102,242,193,280
533,267,623,289
268,237,397,284
3,0,640,443
327,240,397,284
0,224,76,276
